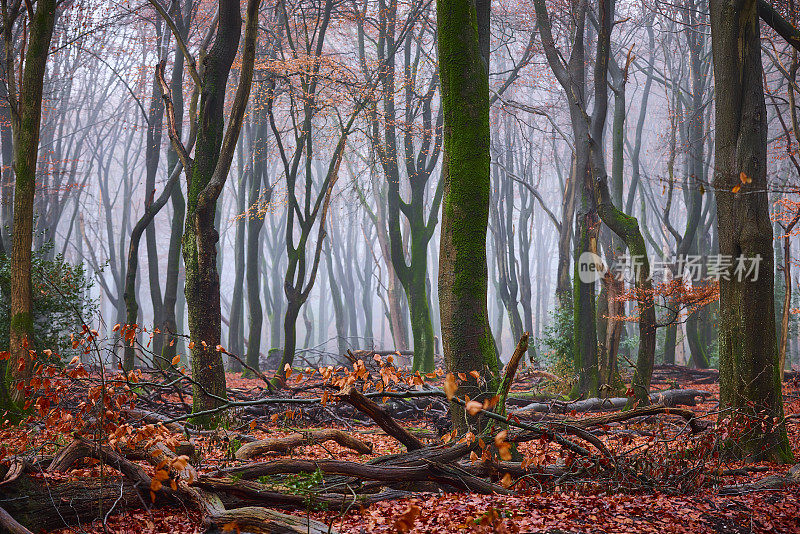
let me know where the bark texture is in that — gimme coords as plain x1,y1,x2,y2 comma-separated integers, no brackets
709,0,793,462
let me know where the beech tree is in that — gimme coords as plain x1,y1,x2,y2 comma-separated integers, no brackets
4,0,58,408
156,0,261,425
437,0,500,429
709,0,794,462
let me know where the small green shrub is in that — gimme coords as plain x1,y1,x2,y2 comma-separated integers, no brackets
0,245,96,360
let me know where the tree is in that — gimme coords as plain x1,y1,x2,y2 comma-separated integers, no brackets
709,0,793,462
4,0,58,406
156,0,261,425
437,0,500,431
361,0,443,372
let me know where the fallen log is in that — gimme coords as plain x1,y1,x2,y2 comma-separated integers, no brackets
0,475,145,532
212,454,511,496
515,389,712,414
182,482,334,534
47,438,151,488
719,464,800,495
206,506,333,534
215,458,448,482
235,429,373,460
0,505,34,534
123,407,186,434
193,477,412,511
560,404,705,433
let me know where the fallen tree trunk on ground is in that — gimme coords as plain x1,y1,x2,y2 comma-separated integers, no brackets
719,464,800,495
337,386,426,451
235,429,373,460
0,475,145,532
0,505,34,534
515,389,712,414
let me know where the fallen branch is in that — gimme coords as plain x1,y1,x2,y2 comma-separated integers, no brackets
0,505,33,534
497,333,529,417
206,506,333,534
561,404,704,433
719,464,800,495
337,386,425,451
516,389,712,414
235,429,373,460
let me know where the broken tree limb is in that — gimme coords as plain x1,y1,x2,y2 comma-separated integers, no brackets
47,438,151,488
0,459,23,487
192,477,410,511
123,407,186,434
565,404,704,433
180,482,335,534
215,459,451,482
719,464,800,495
235,429,373,460
212,454,512,495
206,506,334,534
338,386,425,451
515,389,712,414
0,505,34,534
497,332,529,417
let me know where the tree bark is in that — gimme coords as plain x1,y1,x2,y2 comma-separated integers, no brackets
437,0,500,432
709,0,793,462
7,0,58,407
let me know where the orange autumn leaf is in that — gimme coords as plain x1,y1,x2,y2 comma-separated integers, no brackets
465,400,483,416
732,184,741,194
392,504,421,533
443,373,457,400
171,355,181,366
739,171,752,184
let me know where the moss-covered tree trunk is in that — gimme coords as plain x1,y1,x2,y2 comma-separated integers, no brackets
590,0,656,406
161,0,260,425
7,0,57,407
709,0,793,463
436,0,500,432
182,0,242,424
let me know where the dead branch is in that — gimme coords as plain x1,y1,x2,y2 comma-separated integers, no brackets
719,464,800,495
515,389,712,414
338,386,425,451
235,429,373,460
497,332,529,417
0,505,33,534
205,506,334,534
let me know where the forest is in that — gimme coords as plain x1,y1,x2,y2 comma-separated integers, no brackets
1,0,800,532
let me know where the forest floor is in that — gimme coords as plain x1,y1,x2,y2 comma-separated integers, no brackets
6,366,800,534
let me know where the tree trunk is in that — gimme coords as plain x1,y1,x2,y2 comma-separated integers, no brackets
245,111,269,373
7,0,57,408
227,137,247,371
709,0,793,462
161,19,190,370
437,0,500,432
